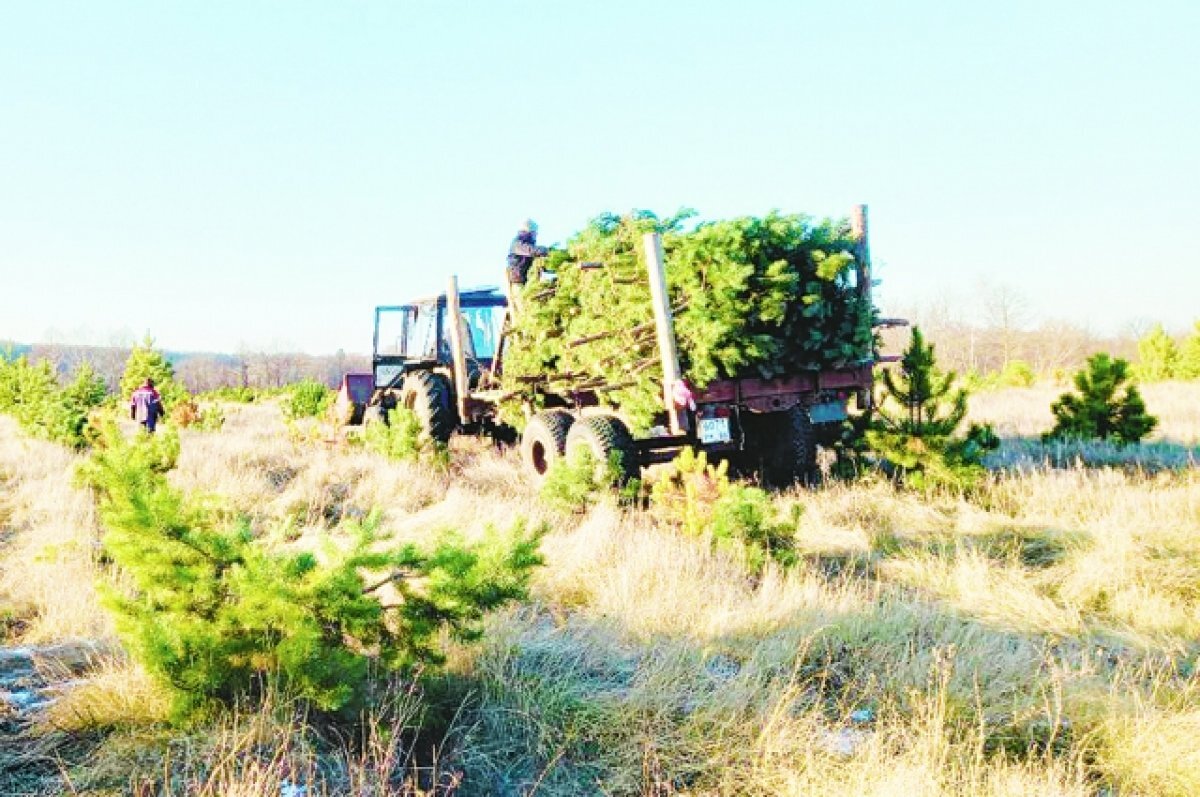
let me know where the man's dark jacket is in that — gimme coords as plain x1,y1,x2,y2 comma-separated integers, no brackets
506,231,548,284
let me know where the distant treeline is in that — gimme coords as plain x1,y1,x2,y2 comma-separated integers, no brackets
6,313,1199,397
881,313,1200,386
0,341,369,393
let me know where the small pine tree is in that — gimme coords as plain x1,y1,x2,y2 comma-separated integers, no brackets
865,326,998,491
1136,324,1179,381
0,357,107,448
1178,321,1200,380
63,362,108,409
120,335,188,408
52,362,109,446
0,357,57,428
284,379,332,419
77,424,542,722
1044,353,1157,444
364,407,449,467
649,448,797,571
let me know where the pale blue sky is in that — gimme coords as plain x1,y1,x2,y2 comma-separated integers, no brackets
2,1,1197,354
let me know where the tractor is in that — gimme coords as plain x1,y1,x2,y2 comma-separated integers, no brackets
338,286,510,443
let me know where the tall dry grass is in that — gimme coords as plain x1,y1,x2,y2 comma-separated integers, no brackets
454,468,1199,794
2,390,1199,795
0,415,111,643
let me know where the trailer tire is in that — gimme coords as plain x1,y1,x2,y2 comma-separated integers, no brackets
760,406,818,487
401,371,456,444
521,410,575,480
565,415,637,486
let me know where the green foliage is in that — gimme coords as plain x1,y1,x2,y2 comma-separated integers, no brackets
539,447,626,514
650,448,797,571
1044,353,1158,445
501,210,875,432
997,359,1037,388
120,335,188,407
284,379,332,419
1177,322,1200,380
866,327,999,492
363,408,449,467
1136,324,1179,381
0,355,108,448
963,360,1038,392
77,424,542,723
77,422,181,478
192,403,226,432
198,386,263,403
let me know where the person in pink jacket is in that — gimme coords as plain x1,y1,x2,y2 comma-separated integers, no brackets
130,378,164,433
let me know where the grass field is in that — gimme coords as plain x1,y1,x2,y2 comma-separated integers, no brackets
1,383,1199,795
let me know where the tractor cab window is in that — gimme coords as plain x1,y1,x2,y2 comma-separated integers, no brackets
406,305,439,359
460,304,505,360
375,308,405,357
374,306,438,360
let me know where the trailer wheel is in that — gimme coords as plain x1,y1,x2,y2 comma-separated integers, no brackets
565,415,637,486
761,406,818,487
521,410,575,480
401,371,456,444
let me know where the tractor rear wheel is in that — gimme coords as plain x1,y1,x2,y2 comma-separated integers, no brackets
564,415,637,485
760,406,818,487
362,405,386,427
521,409,575,480
401,371,456,444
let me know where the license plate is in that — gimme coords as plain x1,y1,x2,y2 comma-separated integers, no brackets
698,417,732,444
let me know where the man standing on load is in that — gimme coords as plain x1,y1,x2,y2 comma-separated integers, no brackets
130,378,165,433
506,219,549,286
504,218,550,317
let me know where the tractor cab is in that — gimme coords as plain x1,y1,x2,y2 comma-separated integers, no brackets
371,287,507,392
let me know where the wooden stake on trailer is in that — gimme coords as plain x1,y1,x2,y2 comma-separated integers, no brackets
851,204,871,301
852,204,880,411
446,276,471,423
643,232,688,435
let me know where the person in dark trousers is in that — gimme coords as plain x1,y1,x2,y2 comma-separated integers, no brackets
130,378,164,433
506,218,549,287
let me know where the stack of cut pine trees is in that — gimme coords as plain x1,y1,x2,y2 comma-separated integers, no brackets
500,210,877,431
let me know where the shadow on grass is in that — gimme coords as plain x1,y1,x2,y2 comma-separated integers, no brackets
864,522,1092,569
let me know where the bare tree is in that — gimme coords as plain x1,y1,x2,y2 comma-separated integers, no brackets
982,282,1030,370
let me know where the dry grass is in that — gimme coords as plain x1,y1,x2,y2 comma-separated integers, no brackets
2,392,1199,795
36,657,172,733
0,415,111,643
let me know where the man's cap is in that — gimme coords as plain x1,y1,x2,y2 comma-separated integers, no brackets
519,218,538,234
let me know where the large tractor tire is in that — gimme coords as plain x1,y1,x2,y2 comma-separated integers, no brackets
760,406,818,487
401,371,456,445
520,410,575,480
564,415,638,485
